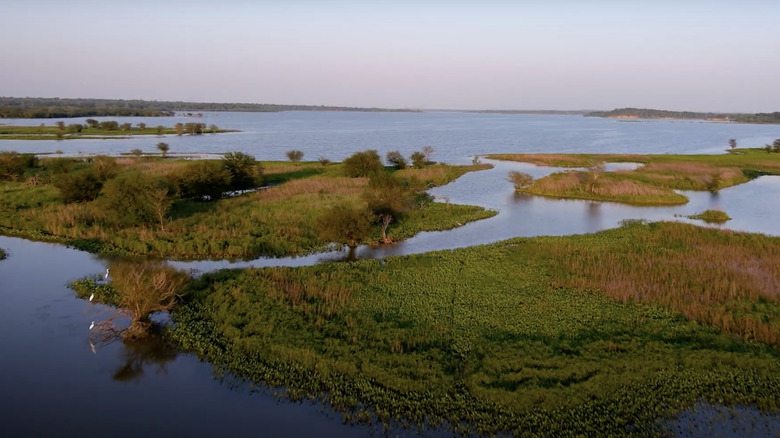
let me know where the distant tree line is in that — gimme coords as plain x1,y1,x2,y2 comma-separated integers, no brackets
0,97,419,119
586,108,780,124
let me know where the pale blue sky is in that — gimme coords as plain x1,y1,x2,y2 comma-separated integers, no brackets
2,0,778,112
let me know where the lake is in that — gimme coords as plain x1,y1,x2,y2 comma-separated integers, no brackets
1,111,780,437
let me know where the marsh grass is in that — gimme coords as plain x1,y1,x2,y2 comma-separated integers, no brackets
169,221,780,435
492,150,780,204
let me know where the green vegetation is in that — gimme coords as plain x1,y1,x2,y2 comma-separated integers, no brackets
491,149,780,205
0,154,493,259
285,150,304,163
0,247,6,260
168,221,780,435
586,107,780,124
0,96,418,119
687,209,731,224
0,121,231,140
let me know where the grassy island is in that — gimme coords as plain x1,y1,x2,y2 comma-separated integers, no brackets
0,120,234,140
0,151,494,259
687,209,731,224
151,220,780,436
492,149,780,205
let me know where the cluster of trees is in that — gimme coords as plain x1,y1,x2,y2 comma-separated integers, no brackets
586,108,780,124
318,148,435,247
6,151,263,230
0,97,417,119
764,139,780,153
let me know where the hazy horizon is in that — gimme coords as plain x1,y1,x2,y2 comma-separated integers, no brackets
3,0,778,113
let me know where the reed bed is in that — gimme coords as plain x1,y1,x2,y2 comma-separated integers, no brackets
542,222,780,346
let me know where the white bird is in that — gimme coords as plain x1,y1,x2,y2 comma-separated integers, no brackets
89,293,94,302
104,268,110,279
89,321,95,330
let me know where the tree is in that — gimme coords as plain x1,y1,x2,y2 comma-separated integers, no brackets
99,172,174,229
120,122,132,132
85,119,99,128
729,138,737,150
109,260,188,339
363,173,414,243
507,171,534,190
774,139,780,153
172,160,232,201
386,150,407,169
184,122,204,135
318,156,331,166
317,204,375,248
174,123,184,135
209,124,219,133
156,125,165,135
55,121,65,130
343,150,383,177
410,151,426,169
67,124,83,134
586,162,606,192
157,142,170,158
223,151,261,191
137,122,147,130
286,149,304,163
421,145,435,162
130,148,143,157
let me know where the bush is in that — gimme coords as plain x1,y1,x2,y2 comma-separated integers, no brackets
343,150,384,178
99,172,175,228
224,152,262,191
317,204,375,248
386,150,407,169
99,121,119,130
53,169,104,203
411,151,426,169
286,150,304,163
172,161,232,201
0,151,29,181
507,171,534,190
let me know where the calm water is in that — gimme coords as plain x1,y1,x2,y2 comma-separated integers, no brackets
2,112,780,436
2,111,779,163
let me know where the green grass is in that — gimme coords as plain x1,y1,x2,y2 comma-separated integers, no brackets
490,149,780,205
687,209,731,224
167,221,780,436
0,159,494,259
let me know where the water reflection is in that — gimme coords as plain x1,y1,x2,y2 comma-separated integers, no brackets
112,333,177,382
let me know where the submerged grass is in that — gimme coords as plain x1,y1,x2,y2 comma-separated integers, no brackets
169,221,780,436
490,149,780,205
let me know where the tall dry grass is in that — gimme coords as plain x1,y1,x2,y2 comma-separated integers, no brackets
256,177,366,202
545,222,780,347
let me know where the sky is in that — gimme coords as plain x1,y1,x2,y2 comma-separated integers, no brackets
2,0,779,112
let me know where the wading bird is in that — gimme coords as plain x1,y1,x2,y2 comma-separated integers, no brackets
104,268,110,279
89,321,95,331
89,293,94,302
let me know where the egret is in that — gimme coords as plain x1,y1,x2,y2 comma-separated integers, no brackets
89,293,94,302
104,268,110,279
89,321,95,330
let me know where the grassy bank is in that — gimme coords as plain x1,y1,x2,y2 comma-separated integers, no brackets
491,149,780,205
168,221,780,435
0,158,494,259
